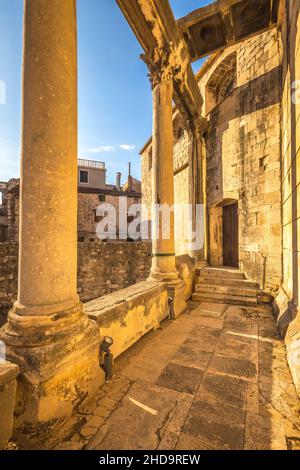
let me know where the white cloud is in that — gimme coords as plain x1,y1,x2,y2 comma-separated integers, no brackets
88,146,115,153
120,144,136,151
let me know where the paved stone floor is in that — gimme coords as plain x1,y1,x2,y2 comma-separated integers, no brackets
58,301,300,450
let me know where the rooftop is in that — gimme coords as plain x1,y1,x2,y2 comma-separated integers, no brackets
78,158,106,170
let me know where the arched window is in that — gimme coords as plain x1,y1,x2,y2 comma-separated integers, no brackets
205,52,237,114
173,113,187,142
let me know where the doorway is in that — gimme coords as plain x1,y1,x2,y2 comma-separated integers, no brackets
223,203,238,267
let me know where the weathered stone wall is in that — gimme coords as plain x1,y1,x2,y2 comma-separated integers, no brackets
5,190,141,242
0,241,152,326
0,243,18,326
78,192,99,238
277,0,300,396
77,241,152,302
7,191,19,242
201,29,282,291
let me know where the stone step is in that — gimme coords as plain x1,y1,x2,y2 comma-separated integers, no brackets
197,268,246,280
196,277,260,289
192,292,258,306
195,283,259,298
257,292,274,305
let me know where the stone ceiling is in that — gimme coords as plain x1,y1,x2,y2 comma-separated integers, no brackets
177,0,281,61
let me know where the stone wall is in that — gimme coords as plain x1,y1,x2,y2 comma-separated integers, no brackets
0,241,152,326
0,243,18,326
78,192,141,240
276,0,300,396
77,241,152,302
201,29,282,292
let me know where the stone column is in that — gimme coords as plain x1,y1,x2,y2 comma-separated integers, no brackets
191,124,208,267
150,77,178,282
0,0,104,446
145,48,186,317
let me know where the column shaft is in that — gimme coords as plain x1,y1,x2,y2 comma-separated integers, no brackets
18,0,78,315
0,0,104,446
150,78,178,282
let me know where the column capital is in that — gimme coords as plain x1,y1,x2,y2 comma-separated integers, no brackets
188,115,208,139
141,43,180,89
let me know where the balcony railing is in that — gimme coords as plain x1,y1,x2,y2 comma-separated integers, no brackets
78,159,105,169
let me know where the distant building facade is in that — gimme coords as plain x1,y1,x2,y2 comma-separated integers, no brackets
0,159,141,242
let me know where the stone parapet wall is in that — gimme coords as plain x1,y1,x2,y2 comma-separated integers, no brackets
0,241,152,326
85,281,169,359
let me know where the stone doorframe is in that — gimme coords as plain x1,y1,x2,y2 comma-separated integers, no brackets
208,198,239,268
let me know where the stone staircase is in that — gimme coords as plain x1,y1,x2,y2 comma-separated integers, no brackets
192,267,273,307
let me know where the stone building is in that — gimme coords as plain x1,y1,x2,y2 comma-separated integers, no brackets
0,160,141,242
138,0,300,397
0,0,300,451
141,28,282,292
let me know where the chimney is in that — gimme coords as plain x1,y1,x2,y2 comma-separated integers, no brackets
128,162,132,192
116,172,122,191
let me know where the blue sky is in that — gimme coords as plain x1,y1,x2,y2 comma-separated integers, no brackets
0,0,211,184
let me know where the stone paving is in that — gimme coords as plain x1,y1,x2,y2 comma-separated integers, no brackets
57,301,300,450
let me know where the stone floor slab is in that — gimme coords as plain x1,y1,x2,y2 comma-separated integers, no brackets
209,354,257,382
156,362,205,395
244,412,287,450
171,345,212,370
182,399,245,450
56,300,300,452
193,302,228,316
86,381,182,450
198,372,248,409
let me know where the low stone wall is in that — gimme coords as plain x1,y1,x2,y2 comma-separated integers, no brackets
0,360,19,449
0,241,152,326
275,288,300,397
84,281,169,359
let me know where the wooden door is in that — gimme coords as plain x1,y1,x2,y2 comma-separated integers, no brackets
223,203,238,267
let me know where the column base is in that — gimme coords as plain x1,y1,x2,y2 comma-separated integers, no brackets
167,281,187,320
0,303,105,448
147,271,179,282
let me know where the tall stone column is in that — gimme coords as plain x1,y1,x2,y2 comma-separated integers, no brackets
189,124,208,267
0,0,104,445
144,47,186,317
150,77,178,281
